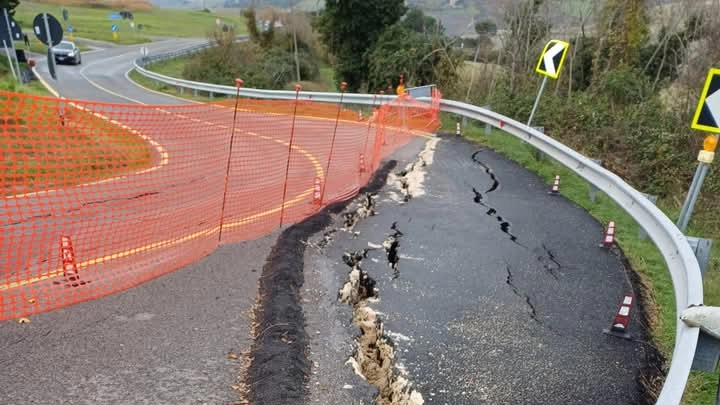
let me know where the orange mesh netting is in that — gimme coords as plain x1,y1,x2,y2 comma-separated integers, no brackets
0,88,441,320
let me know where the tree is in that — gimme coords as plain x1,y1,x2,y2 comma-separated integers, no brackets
365,24,460,94
499,0,551,93
317,0,406,92
403,8,443,36
592,0,649,75
0,0,20,16
243,8,277,49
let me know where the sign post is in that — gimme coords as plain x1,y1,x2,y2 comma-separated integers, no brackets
527,39,569,127
678,68,720,232
2,8,21,83
111,23,118,41
43,13,55,79
32,12,63,80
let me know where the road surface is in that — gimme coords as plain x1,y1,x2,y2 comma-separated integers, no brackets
2,37,404,318
301,135,661,404
0,38,660,405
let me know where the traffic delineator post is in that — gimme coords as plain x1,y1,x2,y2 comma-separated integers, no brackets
456,121,461,136
601,221,616,248
549,175,560,194
313,177,322,205
359,154,366,173
603,294,634,339
358,110,364,121
55,235,87,287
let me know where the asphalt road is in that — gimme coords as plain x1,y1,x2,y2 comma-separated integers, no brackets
2,38,393,318
0,38,272,405
303,134,659,404
0,38,659,405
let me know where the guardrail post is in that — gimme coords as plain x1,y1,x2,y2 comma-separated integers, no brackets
532,126,545,161
193,89,198,97
638,193,659,240
482,105,492,135
686,236,713,276
588,159,603,202
209,92,214,100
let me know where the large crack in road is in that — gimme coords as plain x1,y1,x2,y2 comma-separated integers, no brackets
308,139,440,405
243,161,397,405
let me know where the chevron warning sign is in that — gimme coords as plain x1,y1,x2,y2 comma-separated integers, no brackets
692,68,720,134
535,40,570,79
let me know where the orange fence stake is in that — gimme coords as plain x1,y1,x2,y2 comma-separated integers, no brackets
0,87,442,320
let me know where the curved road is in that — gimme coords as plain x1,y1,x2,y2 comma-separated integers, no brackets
0,38,659,405
2,37,398,318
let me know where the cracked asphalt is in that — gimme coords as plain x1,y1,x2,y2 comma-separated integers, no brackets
0,37,659,404
303,134,658,404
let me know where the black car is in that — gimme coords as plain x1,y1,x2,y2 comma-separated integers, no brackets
51,41,81,65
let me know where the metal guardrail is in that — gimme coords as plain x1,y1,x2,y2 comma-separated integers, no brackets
132,47,704,405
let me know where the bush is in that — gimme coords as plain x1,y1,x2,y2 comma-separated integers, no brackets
182,41,320,90
487,75,698,199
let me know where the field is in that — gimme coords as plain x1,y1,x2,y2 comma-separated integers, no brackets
12,1,248,45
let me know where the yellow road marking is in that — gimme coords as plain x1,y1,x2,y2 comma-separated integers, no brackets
2,62,325,292
9,67,170,199
2,58,434,292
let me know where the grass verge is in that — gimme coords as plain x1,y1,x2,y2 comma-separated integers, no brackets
2,94,154,196
442,114,719,404
1,60,153,196
13,1,247,45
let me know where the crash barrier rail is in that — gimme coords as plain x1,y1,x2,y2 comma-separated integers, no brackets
0,88,441,319
130,61,705,404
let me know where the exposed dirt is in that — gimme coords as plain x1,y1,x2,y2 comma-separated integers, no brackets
338,247,424,405
245,160,397,405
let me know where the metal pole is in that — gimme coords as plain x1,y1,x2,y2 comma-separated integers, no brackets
2,39,16,81
2,8,20,83
43,13,56,79
527,76,548,127
677,163,703,228
678,163,710,232
677,134,718,232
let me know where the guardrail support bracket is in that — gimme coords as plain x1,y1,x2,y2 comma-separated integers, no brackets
686,236,713,276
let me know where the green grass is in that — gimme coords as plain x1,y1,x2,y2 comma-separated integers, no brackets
145,56,186,78
443,115,720,404
319,66,336,91
1,96,153,196
129,68,217,102
0,59,152,195
13,1,248,45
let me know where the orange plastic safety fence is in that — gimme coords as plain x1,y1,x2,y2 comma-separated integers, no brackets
0,89,441,320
